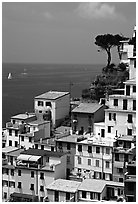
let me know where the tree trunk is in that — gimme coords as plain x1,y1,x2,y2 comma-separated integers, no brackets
107,49,111,67
117,46,122,60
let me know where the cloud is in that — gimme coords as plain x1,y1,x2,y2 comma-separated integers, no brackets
75,2,124,20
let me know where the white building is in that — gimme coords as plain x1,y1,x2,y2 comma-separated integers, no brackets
34,91,70,128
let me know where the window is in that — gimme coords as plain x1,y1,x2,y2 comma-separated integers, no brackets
106,148,110,155
66,192,70,201
106,161,110,168
113,113,116,121
51,146,54,151
15,130,18,136
109,113,111,120
119,178,123,183
18,170,21,176
46,102,52,107
108,126,111,133
126,85,130,96
96,160,99,167
9,140,12,146
67,143,71,150
40,172,44,180
40,197,44,202
82,191,86,198
41,145,44,150
35,144,38,149
101,129,105,138
40,186,44,191
4,192,7,199
123,99,127,110
115,153,119,161
11,169,14,176
9,181,15,188
128,114,132,123
78,145,82,152
78,156,81,164
96,146,100,154
15,141,18,147
127,128,132,136
30,184,34,191
18,182,22,188
117,168,123,174
114,99,118,106
46,157,49,163
3,180,8,187
127,182,134,191
29,137,32,143
38,101,44,106
88,159,91,166
9,129,12,136
67,156,70,164
88,146,92,153
31,171,34,178
134,59,136,68
133,100,136,111
21,136,24,141
39,111,42,113
133,85,136,93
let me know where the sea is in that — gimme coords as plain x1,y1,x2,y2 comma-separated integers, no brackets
2,63,104,127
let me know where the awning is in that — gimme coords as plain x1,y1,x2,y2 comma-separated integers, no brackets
17,154,32,161
28,155,41,162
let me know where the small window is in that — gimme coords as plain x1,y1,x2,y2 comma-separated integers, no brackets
18,170,21,176
114,99,118,106
88,159,91,166
128,114,132,123
41,145,44,150
113,113,116,121
40,185,44,191
115,153,119,161
11,169,14,176
30,184,34,190
66,192,70,201
40,197,44,202
133,100,136,111
9,140,12,146
15,141,18,147
106,148,110,155
4,192,7,199
88,146,92,153
18,182,22,188
133,85,136,93
40,172,44,180
39,110,42,113
31,171,34,178
67,143,71,150
96,160,99,167
118,168,123,174
82,191,87,199
15,130,18,136
108,126,111,133
106,161,110,168
78,145,82,152
96,146,100,154
9,129,12,136
46,102,52,107
21,136,24,141
127,128,132,136
51,146,54,151
38,101,44,106
109,113,111,120
35,144,38,149
29,137,32,143
67,156,70,164
78,156,81,164
46,157,49,163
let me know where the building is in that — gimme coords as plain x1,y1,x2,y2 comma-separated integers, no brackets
8,148,68,202
34,91,70,128
71,103,106,134
46,179,81,202
124,161,136,202
78,179,124,201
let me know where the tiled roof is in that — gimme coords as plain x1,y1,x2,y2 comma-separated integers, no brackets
72,103,104,114
21,148,65,157
35,91,69,100
46,179,81,193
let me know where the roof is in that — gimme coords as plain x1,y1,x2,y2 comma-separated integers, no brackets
78,179,124,193
46,179,81,193
2,165,15,169
56,134,78,143
28,120,50,126
78,179,106,193
21,148,65,157
124,79,136,85
10,192,38,200
2,146,18,153
35,91,69,100
55,126,72,134
6,148,24,157
72,103,104,114
11,113,35,120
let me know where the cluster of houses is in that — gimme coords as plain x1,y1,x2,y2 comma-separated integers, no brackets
2,26,136,202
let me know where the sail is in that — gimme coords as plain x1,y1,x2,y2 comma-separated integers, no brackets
8,73,12,79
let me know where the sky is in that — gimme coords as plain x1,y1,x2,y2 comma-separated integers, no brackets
2,1,136,64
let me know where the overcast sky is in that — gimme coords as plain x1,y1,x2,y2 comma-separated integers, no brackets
2,2,136,64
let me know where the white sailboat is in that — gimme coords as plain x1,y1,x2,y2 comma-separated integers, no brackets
8,73,12,80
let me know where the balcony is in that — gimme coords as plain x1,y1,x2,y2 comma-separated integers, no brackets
6,122,20,129
113,147,133,154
